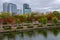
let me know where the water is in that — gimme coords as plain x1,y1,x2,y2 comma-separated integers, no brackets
0,29,60,40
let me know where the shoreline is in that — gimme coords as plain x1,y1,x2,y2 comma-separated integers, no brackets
0,27,60,33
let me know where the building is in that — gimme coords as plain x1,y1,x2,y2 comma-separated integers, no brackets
17,9,22,14
23,3,31,14
8,3,17,14
3,2,9,12
23,4,29,9
24,8,31,14
3,3,17,15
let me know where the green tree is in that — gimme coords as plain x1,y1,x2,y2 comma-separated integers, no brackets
16,19,20,24
52,17,58,25
1,12,11,18
41,17,47,27
53,11,60,17
41,17,47,24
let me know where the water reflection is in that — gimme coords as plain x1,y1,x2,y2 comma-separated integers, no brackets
37,30,47,37
50,29,59,36
0,29,60,40
24,30,35,37
3,36,8,40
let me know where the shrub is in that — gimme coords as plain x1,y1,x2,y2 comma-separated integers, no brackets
47,24,54,26
3,26,11,30
38,25,43,27
27,26,33,28
17,26,23,29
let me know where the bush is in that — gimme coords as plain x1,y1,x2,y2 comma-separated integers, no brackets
3,26,11,30
38,25,43,27
3,22,7,25
27,26,33,28
25,21,31,23
47,24,54,26
56,23,60,26
17,27,23,29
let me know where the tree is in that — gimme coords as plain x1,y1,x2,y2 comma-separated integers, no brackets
53,11,60,17
0,18,4,24
16,19,21,24
41,17,47,24
1,12,11,18
6,18,15,24
52,17,58,25
26,17,32,23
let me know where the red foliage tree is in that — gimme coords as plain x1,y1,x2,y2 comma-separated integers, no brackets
6,18,15,24
27,17,33,22
0,18,4,24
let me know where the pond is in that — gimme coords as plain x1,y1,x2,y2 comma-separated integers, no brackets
0,29,60,40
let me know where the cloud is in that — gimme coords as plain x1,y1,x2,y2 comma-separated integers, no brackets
53,0,60,4
0,0,60,12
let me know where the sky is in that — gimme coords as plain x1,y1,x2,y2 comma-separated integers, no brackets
0,0,60,12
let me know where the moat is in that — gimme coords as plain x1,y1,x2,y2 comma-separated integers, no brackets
0,29,60,40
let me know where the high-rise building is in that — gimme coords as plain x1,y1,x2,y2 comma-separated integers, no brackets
17,9,22,14
23,4,29,9
23,3,31,14
3,2,9,12
24,8,31,14
3,3,17,15
8,3,17,15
